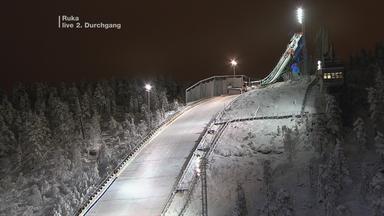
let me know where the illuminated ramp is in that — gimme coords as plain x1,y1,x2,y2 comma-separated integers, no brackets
253,33,303,86
86,96,236,216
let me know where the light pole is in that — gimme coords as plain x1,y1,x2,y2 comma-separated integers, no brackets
144,83,152,111
230,59,238,77
297,7,308,76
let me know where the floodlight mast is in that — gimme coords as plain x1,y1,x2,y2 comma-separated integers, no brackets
230,59,238,77
297,7,308,75
144,84,152,111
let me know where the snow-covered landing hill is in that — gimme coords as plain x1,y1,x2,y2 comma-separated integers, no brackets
219,77,322,121
166,77,381,216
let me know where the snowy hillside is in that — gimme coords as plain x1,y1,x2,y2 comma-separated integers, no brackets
166,75,384,216
219,77,321,121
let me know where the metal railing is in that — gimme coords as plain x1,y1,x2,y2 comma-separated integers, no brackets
185,75,248,103
161,94,242,215
74,100,208,216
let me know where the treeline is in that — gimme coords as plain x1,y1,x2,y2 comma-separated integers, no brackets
339,42,384,215
348,42,384,87
335,42,384,126
0,78,182,215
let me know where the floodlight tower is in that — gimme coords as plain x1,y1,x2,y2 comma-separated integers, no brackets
297,7,308,75
144,83,152,111
230,59,238,77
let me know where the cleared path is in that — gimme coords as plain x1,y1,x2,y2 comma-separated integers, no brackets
86,96,236,216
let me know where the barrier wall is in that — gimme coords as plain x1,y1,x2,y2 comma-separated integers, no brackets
185,75,246,103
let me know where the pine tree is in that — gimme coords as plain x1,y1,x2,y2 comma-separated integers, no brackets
353,117,367,150
275,189,294,216
48,96,76,150
141,104,151,128
373,196,384,216
374,132,384,161
325,94,342,134
0,115,17,170
12,83,31,113
29,184,43,206
367,67,384,129
1,97,16,126
108,116,122,137
102,80,116,116
94,82,107,115
317,140,350,215
33,83,48,115
160,91,169,111
329,140,350,192
97,143,112,178
67,85,85,138
80,92,92,120
20,112,51,165
86,114,102,151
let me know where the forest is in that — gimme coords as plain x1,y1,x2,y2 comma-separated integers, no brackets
0,77,182,215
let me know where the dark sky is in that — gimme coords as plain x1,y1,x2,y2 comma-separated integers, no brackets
2,0,384,90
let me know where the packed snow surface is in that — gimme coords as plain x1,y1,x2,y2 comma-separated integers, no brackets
86,96,236,216
167,77,384,216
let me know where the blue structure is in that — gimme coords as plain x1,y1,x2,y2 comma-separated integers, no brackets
291,63,300,75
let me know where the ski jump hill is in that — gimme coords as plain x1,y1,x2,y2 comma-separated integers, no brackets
77,33,309,216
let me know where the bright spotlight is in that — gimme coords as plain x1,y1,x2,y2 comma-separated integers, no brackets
145,84,152,92
230,59,238,66
297,7,304,24
317,60,322,70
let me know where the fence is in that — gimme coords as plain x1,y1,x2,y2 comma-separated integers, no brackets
74,100,207,216
185,75,247,103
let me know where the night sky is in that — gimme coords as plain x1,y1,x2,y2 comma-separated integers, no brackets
2,0,384,90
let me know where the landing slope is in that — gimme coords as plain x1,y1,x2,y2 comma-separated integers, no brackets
179,78,333,216
86,96,236,216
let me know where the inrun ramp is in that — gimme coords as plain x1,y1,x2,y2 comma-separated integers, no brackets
252,33,303,86
86,96,236,216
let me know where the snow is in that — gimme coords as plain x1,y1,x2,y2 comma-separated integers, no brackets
219,77,321,122
164,76,383,215
0,79,184,216
165,78,321,215
85,96,236,216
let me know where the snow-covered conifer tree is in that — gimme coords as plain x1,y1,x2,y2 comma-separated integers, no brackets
80,92,92,120
325,94,342,134
373,196,384,216
353,117,367,150
317,140,349,215
108,116,123,137
1,97,16,126
275,189,294,216
330,140,350,191
0,115,16,171
21,112,51,165
93,82,107,115
367,67,384,129
48,96,76,150
374,132,384,161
